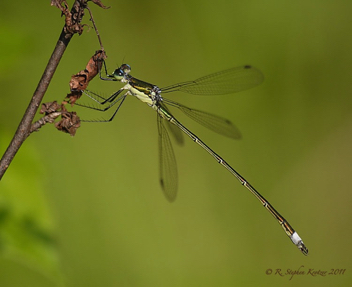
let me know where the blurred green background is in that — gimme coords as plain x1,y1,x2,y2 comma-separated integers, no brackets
1,0,352,286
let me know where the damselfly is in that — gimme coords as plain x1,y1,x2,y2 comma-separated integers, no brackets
78,63,308,255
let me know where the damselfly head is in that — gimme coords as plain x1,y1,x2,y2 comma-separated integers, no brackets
111,64,131,81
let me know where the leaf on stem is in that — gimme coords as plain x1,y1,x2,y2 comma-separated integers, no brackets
52,0,85,35
64,50,106,105
54,105,81,136
35,102,80,136
91,0,111,9
40,101,61,115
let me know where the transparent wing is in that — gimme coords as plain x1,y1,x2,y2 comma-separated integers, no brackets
163,99,241,139
157,114,178,202
165,120,184,145
161,65,264,95
160,104,184,145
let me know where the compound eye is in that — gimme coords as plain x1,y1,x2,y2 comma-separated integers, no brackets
112,68,124,80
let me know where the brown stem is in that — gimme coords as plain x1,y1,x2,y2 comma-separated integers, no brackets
0,1,87,180
86,5,105,53
30,112,62,133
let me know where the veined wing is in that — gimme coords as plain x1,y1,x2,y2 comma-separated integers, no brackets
161,65,264,95
163,98,241,139
160,103,184,145
157,114,178,202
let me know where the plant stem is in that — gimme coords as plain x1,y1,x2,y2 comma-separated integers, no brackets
0,0,86,180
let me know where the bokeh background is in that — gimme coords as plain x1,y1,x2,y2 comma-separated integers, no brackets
1,0,352,286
